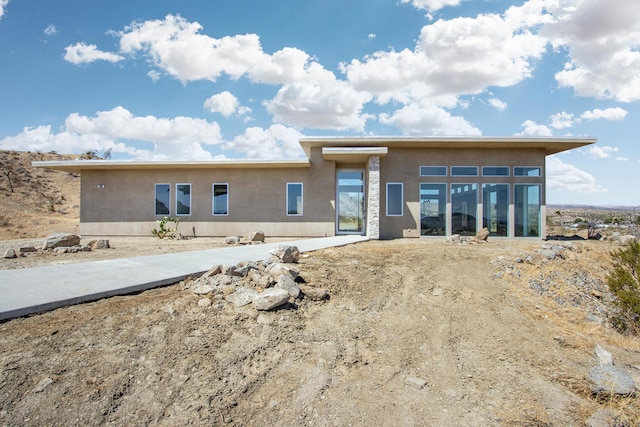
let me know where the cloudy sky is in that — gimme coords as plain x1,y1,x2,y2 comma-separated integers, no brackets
0,0,638,205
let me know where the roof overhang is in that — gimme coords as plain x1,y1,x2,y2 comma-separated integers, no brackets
301,136,596,157
322,146,388,162
32,159,310,173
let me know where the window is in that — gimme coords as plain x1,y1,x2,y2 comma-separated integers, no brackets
176,184,191,216
420,183,446,236
514,166,541,177
155,183,170,215
212,183,229,216
515,184,541,237
287,183,303,216
482,166,509,177
386,183,403,216
451,183,478,236
451,166,478,176
482,184,509,236
420,166,447,176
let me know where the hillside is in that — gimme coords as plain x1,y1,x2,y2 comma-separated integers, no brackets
0,150,80,240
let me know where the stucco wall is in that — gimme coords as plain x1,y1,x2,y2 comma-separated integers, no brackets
377,147,546,239
80,148,338,237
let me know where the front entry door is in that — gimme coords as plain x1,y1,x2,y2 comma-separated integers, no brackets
336,170,365,235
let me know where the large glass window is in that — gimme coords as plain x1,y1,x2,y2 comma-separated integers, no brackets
337,171,365,234
287,183,303,216
420,183,446,236
482,184,509,237
482,166,509,177
386,183,403,216
213,183,229,216
514,166,541,176
451,183,478,236
515,184,541,237
155,183,170,216
420,166,447,176
451,166,478,176
176,184,191,216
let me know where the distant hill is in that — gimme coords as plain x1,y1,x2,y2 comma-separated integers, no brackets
549,204,640,211
0,150,81,240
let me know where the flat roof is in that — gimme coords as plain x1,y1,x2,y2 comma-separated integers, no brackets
300,136,596,157
32,159,311,173
33,136,596,172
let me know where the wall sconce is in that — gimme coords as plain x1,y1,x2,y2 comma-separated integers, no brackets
97,184,105,189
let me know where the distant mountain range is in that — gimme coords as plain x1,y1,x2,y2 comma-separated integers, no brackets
549,204,640,211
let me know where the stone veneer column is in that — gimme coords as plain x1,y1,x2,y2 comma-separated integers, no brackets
366,156,380,239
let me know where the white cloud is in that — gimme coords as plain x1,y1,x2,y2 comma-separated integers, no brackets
517,120,553,137
545,0,640,102
368,34,376,40
616,157,629,161
147,70,162,81
549,112,575,129
400,0,468,13
580,107,628,121
64,42,124,64
44,24,57,36
343,5,548,105
546,156,606,193
583,145,618,159
0,0,8,20
379,103,481,135
223,125,305,159
0,107,223,160
487,97,507,111
203,91,251,118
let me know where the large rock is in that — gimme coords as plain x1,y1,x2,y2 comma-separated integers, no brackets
588,365,636,395
275,274,300,298
269,245,300,263
3,248,17,259
299,284,328,301
253,288,290,311
226,287,259,307
475,227,490,241
43,233,80,250
247,230,265,243
265,262,300,280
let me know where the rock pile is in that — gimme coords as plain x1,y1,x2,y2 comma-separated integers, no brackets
185,244,328,311
2,233,111,259
446,227,491,245
224,230,266,245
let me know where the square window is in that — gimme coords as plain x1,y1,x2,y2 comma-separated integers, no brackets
386,183,403,216
155,183,170,215
287,183,303,216
212,183,228,216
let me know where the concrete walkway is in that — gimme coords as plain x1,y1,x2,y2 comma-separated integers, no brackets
0,235,368,321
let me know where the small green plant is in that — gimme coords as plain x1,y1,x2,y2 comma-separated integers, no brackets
151,217,181,239
606,239,640,334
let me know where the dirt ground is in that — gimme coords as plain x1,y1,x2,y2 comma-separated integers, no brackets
2,237,640,426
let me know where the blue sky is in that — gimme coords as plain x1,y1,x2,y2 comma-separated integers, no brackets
0,0,638,205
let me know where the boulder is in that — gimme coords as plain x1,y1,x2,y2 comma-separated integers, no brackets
275,274,300,298
192,284,214,295
617,235,637,246
247,230,265,243
86,239,110,249
588,365,636,395
3,248,17,259
54,247,70,254
269,245,300,263
265,262,300,280
225,236,241,245
253,288,290,311
18,246,37,255
43,233,80,250
299,284,328,301
475,227,490,241
225,287,259,307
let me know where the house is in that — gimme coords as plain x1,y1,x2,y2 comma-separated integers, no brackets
33,136,595,239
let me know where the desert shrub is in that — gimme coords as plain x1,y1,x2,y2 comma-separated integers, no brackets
607,240,640,334
152,217,181,239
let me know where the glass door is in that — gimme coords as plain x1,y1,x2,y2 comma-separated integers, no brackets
336,170,365,234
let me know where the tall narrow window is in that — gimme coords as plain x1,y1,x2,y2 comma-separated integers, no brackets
420,183,446,236
451,183,478,236
287,183,303,216
155,183,170,215
176,183,191,216
515,184,540,237
386,183,403,216
482,184,509,236
213,183,229,216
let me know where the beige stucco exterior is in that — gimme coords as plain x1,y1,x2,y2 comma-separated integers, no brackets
33,136,595,239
